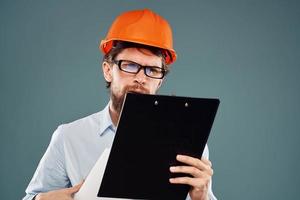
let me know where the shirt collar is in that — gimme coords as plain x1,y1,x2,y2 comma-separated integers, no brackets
99,103,116,136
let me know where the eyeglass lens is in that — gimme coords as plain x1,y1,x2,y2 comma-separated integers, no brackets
118,60,164,79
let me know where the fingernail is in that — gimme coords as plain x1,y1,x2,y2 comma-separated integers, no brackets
170,166,176,171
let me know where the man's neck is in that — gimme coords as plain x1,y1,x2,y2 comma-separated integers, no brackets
109,102,120,127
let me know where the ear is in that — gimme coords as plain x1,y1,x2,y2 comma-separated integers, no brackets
157,79,163,89
102,61,113,83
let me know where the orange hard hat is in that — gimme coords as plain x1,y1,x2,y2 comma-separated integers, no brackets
100,9,177,64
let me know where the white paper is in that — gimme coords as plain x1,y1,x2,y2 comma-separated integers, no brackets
74,148,110,200
74,148,141,200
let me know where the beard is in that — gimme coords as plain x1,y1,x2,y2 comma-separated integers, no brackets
111,84,151,114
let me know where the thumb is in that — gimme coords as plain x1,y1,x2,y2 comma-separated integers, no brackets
66,181,84,194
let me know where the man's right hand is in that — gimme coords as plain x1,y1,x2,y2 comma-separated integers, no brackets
35,181,83,200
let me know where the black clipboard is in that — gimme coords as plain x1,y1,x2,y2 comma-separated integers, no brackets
98,93,220,200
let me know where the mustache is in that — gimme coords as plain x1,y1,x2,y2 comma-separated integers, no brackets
125,84,150,94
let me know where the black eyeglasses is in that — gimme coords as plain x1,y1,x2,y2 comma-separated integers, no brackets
112,60,165,79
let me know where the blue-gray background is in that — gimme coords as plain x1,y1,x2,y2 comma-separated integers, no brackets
1,0,299,199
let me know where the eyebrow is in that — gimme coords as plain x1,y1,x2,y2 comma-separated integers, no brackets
120,59,162,68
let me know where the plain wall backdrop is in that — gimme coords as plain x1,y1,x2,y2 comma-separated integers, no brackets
1,0,299,199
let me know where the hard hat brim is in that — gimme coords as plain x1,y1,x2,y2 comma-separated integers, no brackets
100,39,177,65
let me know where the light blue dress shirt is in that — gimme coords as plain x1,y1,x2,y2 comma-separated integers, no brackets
23,104,217,200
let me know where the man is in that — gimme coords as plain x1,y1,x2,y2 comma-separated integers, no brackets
23,9,217,200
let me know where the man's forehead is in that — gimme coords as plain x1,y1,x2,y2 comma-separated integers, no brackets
115,48,163,67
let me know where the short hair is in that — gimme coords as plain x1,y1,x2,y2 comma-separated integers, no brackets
103,41,170,88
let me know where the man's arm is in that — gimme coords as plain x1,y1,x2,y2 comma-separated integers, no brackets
33,182,82,200
23,126,73,199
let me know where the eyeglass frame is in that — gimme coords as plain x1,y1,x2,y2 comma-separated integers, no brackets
112,59,166,79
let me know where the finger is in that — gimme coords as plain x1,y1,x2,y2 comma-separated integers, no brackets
170,166,202,178
170,176,211,191
176,155,210,171
201,158,212,167
169,176,206,187
170,165,213,178
170,176,193,185
67,181,84,194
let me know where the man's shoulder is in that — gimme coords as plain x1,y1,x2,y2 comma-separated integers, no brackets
62,111,102,129
53,109,106,139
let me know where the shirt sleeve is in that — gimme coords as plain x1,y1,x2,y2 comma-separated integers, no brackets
22,126,71,199
185,145,217,200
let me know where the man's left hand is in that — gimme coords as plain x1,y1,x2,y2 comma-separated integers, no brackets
169,155,213,200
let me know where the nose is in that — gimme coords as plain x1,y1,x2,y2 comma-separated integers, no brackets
134,68,147,84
